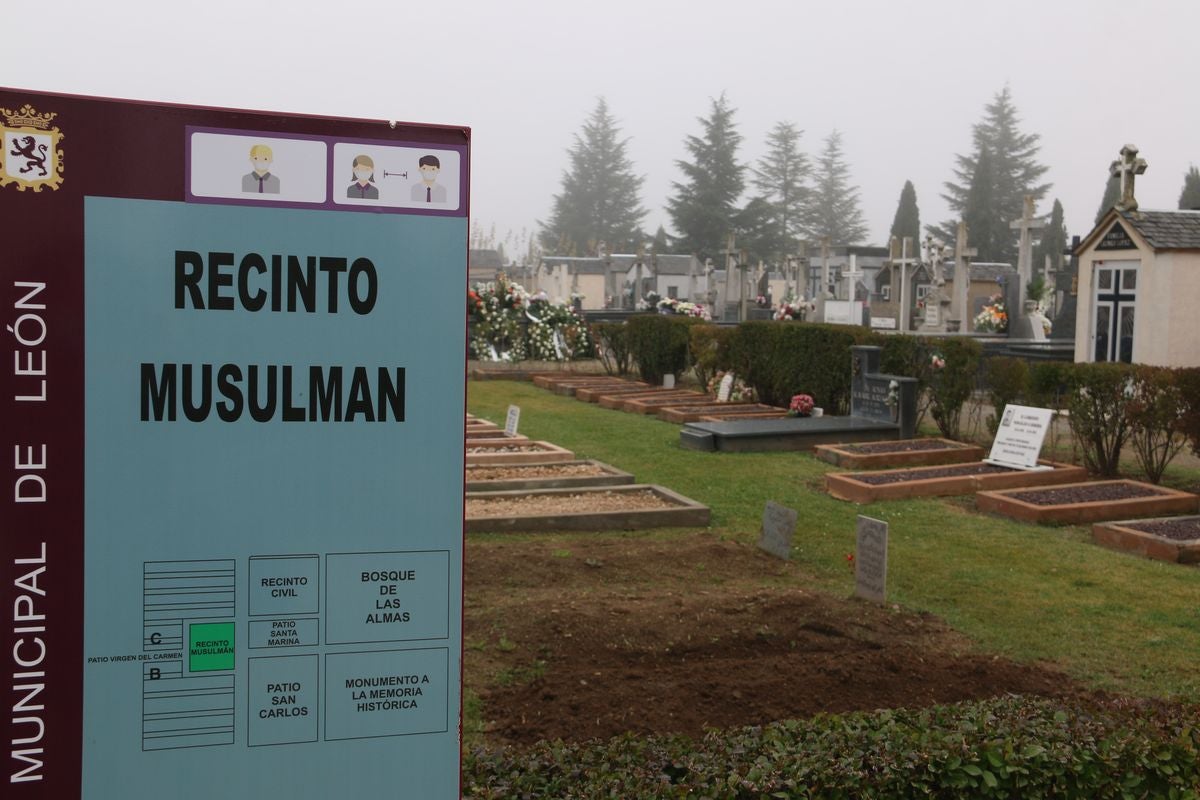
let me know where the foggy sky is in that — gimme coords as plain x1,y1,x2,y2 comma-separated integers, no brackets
6,0,1198,256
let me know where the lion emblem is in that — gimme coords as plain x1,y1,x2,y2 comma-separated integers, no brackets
10,135,48,178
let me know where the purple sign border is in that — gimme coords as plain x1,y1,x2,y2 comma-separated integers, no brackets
185,125,468,217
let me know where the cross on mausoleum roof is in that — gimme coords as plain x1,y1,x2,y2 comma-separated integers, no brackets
1110,144,1148,212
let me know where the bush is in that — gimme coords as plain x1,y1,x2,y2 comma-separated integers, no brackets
1064,362,1135,477
1125,366,1191,484
1028,362,1071,411
877,334,933,429
464,696,1200,799
591,322,633,376
1178,367,1200,457
926,338,982,440
688,324,736,389
625,314,701,384
984,357,1030,436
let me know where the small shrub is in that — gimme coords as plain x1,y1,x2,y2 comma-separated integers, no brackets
625,314,701,384
926,338,982,440
1064,362,1135,477
877,334,934,429
1028,361,1071,411
688,324,735,389
1177,367,1200,457
591,322,632,376
1125,366,1191,484
984,356,1030,436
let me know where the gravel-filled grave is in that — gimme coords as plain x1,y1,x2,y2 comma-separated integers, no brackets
466,463,611,481
467,488,676,517
1010,482,1167,505
1120,516,1200,542
841,439,974,454
853,462,1013,485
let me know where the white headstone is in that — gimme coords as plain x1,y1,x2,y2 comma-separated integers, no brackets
717,373,735,402
985,404,1054,470
662,373,675,389
757,501,798,560
504,404,520,437
855,516,888,605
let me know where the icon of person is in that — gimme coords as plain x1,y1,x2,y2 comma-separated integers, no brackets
241,144,280,194
346,154,379,200
410,154,447,203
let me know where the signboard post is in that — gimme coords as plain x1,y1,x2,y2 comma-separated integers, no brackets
2,88,467,798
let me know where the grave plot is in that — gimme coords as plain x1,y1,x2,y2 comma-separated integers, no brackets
575,382,659,402
464,429,530,442
826,460,1086,503
1092,516,1200,564
465,440,575,466
619,391,712,414
465,460,634,492
657,403,786,424
680,345,917,452
976,480,1200,525
532,375,644,396
596,388,698,409
815,438,985,470
465,484,710,532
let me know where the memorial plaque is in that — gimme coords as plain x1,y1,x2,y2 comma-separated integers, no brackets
1,88,467,799
855,516,888,604
757,501,798,560
986,404,1054,470
870,316,897,330
505,404,521,437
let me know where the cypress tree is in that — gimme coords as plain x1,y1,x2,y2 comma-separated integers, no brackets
889,180,920,249
1179,165,1200,210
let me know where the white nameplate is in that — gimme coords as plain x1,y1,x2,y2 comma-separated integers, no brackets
985,404,1054,470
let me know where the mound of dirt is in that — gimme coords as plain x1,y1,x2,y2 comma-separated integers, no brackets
465,534,1093,746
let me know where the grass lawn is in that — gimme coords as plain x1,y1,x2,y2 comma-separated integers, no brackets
468,378,1200,701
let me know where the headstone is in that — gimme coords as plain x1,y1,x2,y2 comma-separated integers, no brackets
950,221,977,330
505,404,521,437
985,404,1055,470
855,516,888,604
849,346,918,438
717,373,735,402
757,501,798,560
662,373,675,389
918,236,951,332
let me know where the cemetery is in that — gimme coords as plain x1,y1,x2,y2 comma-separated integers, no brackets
461,170,1200,788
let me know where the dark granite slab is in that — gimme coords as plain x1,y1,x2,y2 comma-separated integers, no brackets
680,416,900,452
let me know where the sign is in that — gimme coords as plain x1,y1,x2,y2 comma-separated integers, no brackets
855,516,888,604
757,501,797,560
823,299,863,326
1,88,467,799
1095,221,1137,251
717,373,735,402
870,316,897,330
504,404,521,437
986,404,1055,470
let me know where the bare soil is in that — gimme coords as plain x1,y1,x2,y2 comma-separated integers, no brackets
841,439,970,454
1125,516,1200,542
854,463,1011,485
466,489,676,517
1011,482,1167,505
466,534,1093,746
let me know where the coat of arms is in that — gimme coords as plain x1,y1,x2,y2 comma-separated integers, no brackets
1,104,65,191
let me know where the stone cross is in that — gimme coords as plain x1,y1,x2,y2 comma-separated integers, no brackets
842,254,863,301
1009,195,1044,310
923,235,947,286
1110,143,1148,212
819,237,832,298
687,255,698,301
719,233,738,319
889,236,918,331
951,221,977,329
791,242,808,300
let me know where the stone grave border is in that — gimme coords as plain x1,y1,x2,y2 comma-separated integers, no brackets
620,392,711,414
814,438,986,470
575,383,657,402
597,388,700,409
976,480,1200,525
465,459,635,493
465,429,530,442
825,460,1086,503
465,484,711,533
1091,516,1200,564
465,441,576,466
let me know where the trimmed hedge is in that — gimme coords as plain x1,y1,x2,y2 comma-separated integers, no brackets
464,696,1200,799
591,322,633,377
689,324,737,390
625,314,703,384
727,321,871,412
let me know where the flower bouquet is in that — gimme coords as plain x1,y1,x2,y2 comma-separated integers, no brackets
787,393,815,417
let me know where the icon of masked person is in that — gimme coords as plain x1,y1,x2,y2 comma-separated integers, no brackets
346,154,379,200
